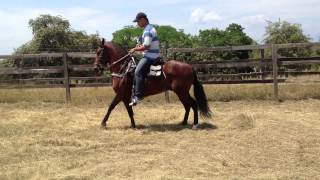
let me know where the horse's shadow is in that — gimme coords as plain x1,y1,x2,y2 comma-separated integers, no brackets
124,122,217,132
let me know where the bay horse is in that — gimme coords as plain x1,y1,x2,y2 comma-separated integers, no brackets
93,39,212,129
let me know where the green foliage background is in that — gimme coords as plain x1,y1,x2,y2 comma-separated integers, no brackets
0,15,317,72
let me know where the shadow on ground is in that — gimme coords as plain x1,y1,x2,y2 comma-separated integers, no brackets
123,122,217,132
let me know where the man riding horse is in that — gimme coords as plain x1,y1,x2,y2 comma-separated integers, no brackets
93,12,212,129
129,12,160,106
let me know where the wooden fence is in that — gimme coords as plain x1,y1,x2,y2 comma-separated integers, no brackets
0,52,98,102
1,42,320,102
168,42,320,101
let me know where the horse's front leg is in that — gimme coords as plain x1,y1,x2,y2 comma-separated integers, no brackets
101,94,121,128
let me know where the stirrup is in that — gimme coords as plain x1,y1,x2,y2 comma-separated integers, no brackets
129,96,142,106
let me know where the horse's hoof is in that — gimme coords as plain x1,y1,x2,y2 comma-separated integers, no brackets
130,125,136,129
181,122,188,126
192,124,199,130
100,124,107,129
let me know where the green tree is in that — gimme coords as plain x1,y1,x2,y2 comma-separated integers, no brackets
264,20,310,44
15,14,99,54
264,20,311,57
194,23,253,60
112,26,142,50
264,20,312,71
156,25,192,49
156,25,193,61
192,23,254,74
225,23,253,46
111,25,192,49
111,25,193,61
9,14,100,78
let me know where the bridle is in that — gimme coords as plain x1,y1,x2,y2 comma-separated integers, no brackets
96,47,136,78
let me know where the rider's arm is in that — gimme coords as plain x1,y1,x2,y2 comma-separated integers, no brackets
134,44,149,51
130,33,152,53
130,44,148,53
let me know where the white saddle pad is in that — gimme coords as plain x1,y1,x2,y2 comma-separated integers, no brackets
148,65,162,76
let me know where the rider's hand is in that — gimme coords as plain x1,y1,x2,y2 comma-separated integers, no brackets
129,48,136,54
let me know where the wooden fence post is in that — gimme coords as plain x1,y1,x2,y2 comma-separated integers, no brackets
163,49,170,103
260,49,265,80
63,53,71,102
272,44,279,101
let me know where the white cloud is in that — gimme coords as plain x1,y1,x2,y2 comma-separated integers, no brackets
184,0,320,42
189,8,222,24
240,14,268,25
1,0,319,54
60,7,125,37
63,7,101,20
0,7,125,54
0,9,35,54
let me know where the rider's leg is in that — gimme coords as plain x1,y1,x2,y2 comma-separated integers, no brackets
133,57,153,99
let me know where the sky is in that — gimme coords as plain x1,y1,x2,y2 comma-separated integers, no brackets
0,0,319,54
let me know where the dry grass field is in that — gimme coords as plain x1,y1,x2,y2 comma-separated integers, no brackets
0,83,320,104
0,84,320,179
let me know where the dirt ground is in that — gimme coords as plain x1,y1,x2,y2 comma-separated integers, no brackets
0,99,319,179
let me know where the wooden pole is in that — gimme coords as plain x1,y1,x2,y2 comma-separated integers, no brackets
260,49,265,80
272,44,279,101
63,53,71,102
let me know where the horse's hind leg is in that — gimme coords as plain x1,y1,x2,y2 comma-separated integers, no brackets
184,94,198,128
189,94,199,129
176,92,198,127
182,103,190,126
101,95,121,128
123,101,136,128
178,96,190,126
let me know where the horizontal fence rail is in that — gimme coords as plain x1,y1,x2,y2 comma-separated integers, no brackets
1,43,320,101
167,43,320,53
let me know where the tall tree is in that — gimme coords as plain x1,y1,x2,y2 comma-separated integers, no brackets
15,14,99,54
112,26,142,50
264,20,311,57
111,25,192,50
194,23,253,60
156,25,193,49
264,20,310,44
111,25,193,61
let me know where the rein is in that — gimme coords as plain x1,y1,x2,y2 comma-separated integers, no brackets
107,53,132,69
106,53,136,78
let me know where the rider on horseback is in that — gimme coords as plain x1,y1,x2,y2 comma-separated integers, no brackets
129,12,160,106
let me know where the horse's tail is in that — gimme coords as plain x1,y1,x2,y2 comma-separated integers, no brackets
193,69,212,118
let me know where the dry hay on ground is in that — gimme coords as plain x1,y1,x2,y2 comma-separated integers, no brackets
0,100,319,179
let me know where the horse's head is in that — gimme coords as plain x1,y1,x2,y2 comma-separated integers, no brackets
93,38,129,74
93,38,108,74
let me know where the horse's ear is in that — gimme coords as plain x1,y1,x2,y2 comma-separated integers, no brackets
100,38,105,48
